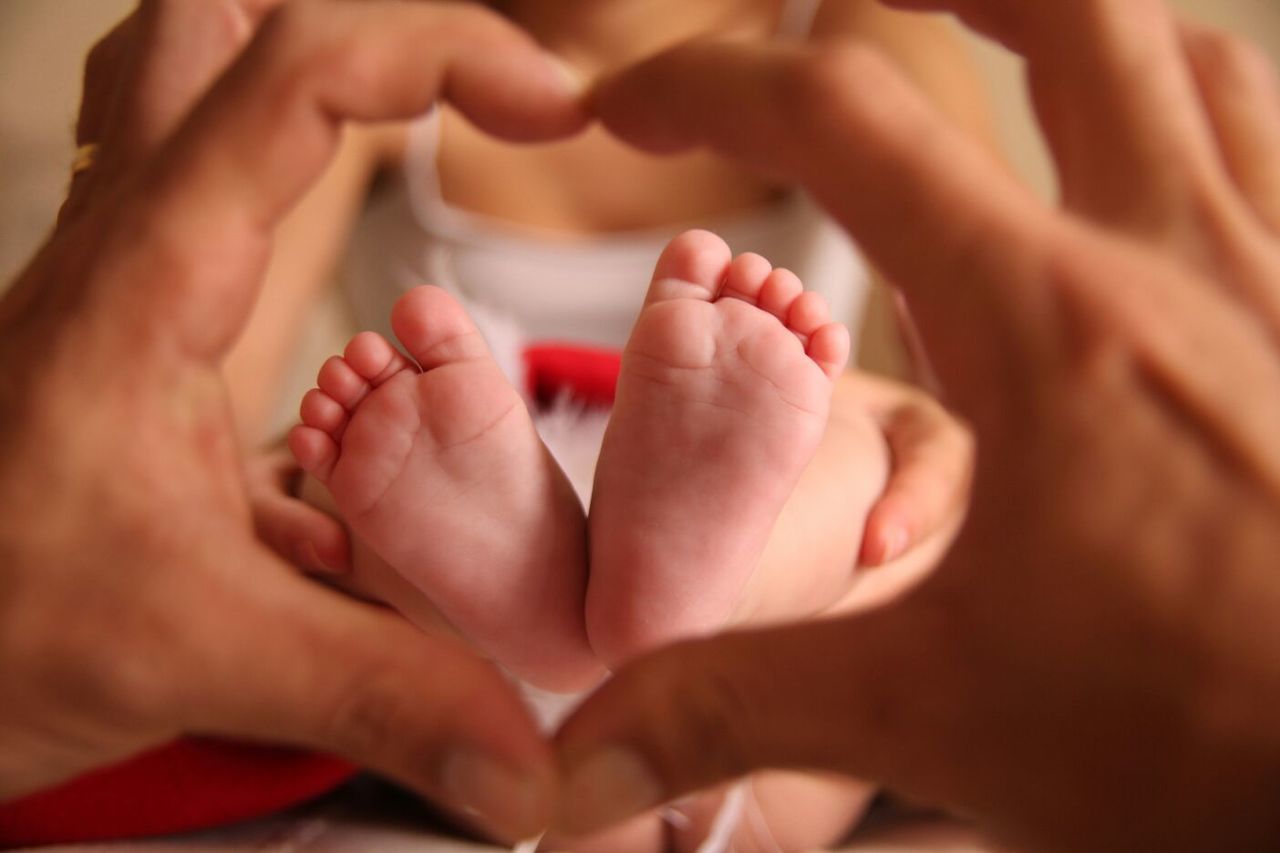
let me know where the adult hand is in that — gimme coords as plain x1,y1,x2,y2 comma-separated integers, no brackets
557,1,1280,849
247,444,351,575
0,0,585,839
851,371,971,570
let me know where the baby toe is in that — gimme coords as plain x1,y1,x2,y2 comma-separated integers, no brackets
317,355,371,410
787,290,833,338
719,252,774,305
759,268,804,322
300,388,348,437
288,425,339,483
344,332,412,386
807,322,852,380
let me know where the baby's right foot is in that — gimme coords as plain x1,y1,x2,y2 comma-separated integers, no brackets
289,286,599,692
587,231,850,664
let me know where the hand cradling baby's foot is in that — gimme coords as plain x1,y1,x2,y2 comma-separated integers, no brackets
587,229,850,664
290,286,599,691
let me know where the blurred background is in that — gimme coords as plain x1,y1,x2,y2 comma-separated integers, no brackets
3,0,1279,286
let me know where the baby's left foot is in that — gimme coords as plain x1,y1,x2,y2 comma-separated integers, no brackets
587,230,849,663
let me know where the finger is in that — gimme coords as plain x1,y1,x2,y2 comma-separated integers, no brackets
114,0,285,155
64,0,285,226
169,0,585,225
593,40,1051,425
109,0,587,359
1181,21,1280,235
61,14,138,225
174,557,554,842
250,487,350,573
554,601,966,838
888,0,1226,236
852,377,974,567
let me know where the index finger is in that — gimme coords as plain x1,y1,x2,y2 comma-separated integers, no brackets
100,0,586,359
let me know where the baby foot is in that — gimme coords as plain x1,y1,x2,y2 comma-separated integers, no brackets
289,286,599,691
587,230,850,664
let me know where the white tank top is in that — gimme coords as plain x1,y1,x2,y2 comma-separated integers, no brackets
344,0,868,356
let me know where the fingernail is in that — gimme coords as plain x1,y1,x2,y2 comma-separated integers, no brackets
441,750,549,839
299,541,341,574
877,525,909,566
559,747,664,834
544,52,587,96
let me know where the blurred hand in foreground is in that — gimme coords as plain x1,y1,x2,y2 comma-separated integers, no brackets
0,0,587,840
557,1,1280,849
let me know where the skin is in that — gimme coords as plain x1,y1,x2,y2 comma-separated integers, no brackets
13,1,1279,849
239,0,985,582
553,1,1280,850
0,0,595,841
236,4,974,849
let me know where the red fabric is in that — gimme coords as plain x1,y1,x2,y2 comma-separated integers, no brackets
0,343,618,848
0,739,356,847
524,342,622,408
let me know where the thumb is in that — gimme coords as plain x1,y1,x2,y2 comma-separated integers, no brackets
171,556,555,842
553,594,968,837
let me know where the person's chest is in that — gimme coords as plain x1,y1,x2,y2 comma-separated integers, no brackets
434,108,788,235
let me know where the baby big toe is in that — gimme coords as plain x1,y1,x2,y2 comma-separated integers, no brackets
644,230,733,305
390,286,490,370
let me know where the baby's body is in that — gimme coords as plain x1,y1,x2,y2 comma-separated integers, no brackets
291,230,888,851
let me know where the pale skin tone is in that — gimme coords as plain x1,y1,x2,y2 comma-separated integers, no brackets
549,1,1280,851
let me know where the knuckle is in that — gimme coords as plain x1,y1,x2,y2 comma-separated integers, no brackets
785,43,903,136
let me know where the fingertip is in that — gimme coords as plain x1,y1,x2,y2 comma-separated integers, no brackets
303,516,352,574
555,746,666,838
441,747,558,843
860,509,911,568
